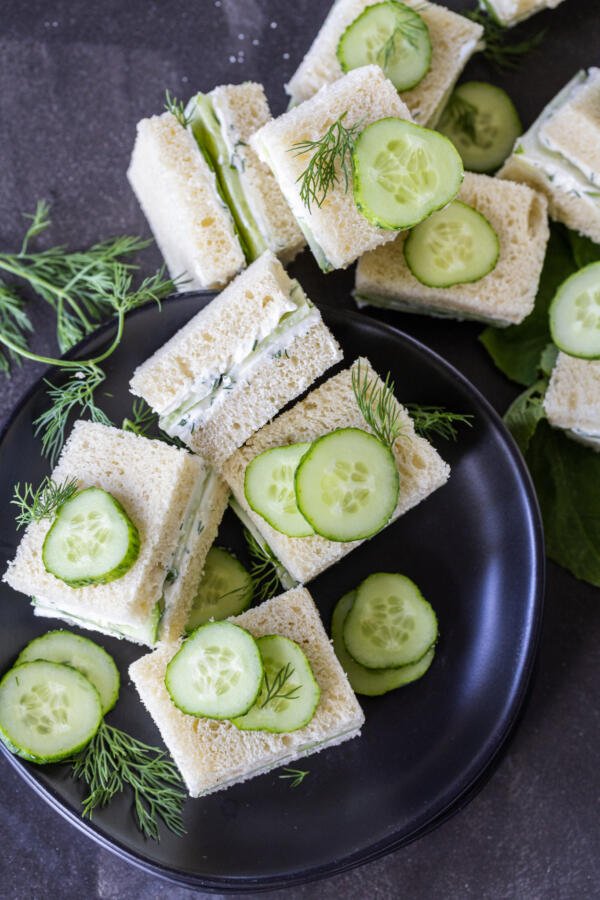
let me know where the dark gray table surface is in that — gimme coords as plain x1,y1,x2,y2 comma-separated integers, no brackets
1,1,599,897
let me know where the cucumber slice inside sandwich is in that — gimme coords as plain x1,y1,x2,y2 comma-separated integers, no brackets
295,428,399,542
404,200,499,288
16,630,120,714
337,1,432,92
165,621,263,719
549,261,600,359
186,547,253,632
352,118,463,229
232,635,320,733
42,487,140,588
0,660,102,763
244,442,314,537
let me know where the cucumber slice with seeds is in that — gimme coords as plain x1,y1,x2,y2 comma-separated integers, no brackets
165,621,263,719
16,630,120,714
42,487,140,587
404,200,499,288
0,660,102,763
352,118,464,230
295,428,399,542
549,262,600,359
337,1,432,92
231,635,320,733
343,572,437,669
332,591,435,695
244,442,314,537
186,547,253,632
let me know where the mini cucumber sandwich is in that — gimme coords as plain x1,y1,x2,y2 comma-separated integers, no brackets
129,251,343,467
251,65,464,272
285,0,484,127
355,172,549,326
3,421,229,646
499,68,600,246
478,0,566,27
128,82,304,291
129,586,365,798
221,358,450,585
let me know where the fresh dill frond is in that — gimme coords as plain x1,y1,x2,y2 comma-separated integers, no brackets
352,361,402,448
259,663,300,709
405,404,473,441
244,528,283,603
164,89,191,128
0,282,32,373
20,200,51,254
279,767,310,788
71,722,186,841
464,8,546,70
379,13,422,67
122,398,185,448
11,476,79,529
439,93,480,145
290,112,363,211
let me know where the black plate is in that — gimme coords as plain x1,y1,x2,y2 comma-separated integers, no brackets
0,296,544,891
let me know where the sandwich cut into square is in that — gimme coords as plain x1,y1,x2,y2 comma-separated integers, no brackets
129,586,365,798
3,422,230,646
478,0,566,27
544,353,600,450
128,82,304,291
354,173,550,326
129,251,343,467
221,357,450,585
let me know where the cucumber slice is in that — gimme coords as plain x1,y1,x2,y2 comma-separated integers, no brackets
295,428,399,542
437,82,522,174
337,1,431,92
352,118,464,229
343,572,438,669
244,442,314,537
42,487,140,588
231,635,320,733
0,660,102,763
185,547,253,632
549,262,600,359
165,621,263,719
332,591,435,695
16,630,120,714
404,200,499,288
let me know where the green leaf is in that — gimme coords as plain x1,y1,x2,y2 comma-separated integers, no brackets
526,422,600,587
503,379,547,454
567,230,600,269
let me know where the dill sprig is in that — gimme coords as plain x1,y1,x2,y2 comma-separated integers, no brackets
352,361,402,448
259,663,300,709
279,767,310,788
465,8,546,70
244,529,284,603
405,404,473,441
0,282,32,374
122,397,185,448
379,14,422,68
439,93,480,145
164,90,191,128
290,112,363,211
11,476,79,529
71,722,186,842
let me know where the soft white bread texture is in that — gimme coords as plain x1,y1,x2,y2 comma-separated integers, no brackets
129,587,365,798
210,84,305,263
479,0,566,27
355,173,549,326
544,352,600,446
128,112,245,290
252,66,413,271
285,0,483,126
129,251,343,467
499,69,600,245
222,358,450,584
3,422,229,646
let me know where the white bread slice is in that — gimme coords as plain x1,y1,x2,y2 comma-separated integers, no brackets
499,69,600,245
129,252,343,467
127,112,245,290
129,587,364,798
355,173,549,326
479,0,566,27
209,84,305,264
285,0,483,126
543,352,600,448
221,358,450,584
251,66,413,272
3,422,229,646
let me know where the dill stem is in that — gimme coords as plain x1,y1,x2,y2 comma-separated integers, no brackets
0,255,95,332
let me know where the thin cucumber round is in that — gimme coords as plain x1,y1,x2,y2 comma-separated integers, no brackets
337,1,431,92
0,660,102,763
231,635,320,733
294,428,399,542
404,200,499,288
16,630,120,714
42,487,140,587
244,442,314,537
186,547,253,632
352,118,463,230
332,591,435,695
343,572,438,669
437,81,522,174
165,621,263,719
549,262,600,359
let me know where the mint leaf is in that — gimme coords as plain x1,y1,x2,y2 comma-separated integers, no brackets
504,379,547,454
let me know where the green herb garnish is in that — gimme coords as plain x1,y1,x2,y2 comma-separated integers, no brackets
0,283,32,375
352,361,402,448
279,767,310,788
438,93,480,145
465,8,546,70
244,528,284,603
11,476,79,529
122,397,185,448
404,405,474,441
259,663,300,709
164,90,191,128
290,112,363,211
